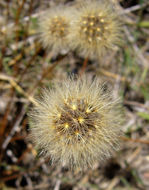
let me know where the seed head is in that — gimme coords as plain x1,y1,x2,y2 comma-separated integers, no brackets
29,75,123,170
39,6,74,53
71,0,122,58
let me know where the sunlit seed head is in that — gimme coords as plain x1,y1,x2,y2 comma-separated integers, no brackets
29,75,124,170
75,131,80,135
64,123,69,129
57,113,61,118
39,5,75,54
96,27,101,31
70,0,122,59
83,21,87,24
72,104,77,110
100,18,104,23
86,108,91,113
78,117,84,124
83,27,87,32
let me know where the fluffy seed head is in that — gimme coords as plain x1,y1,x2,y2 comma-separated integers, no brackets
71,0,122,58
29,76,123,170
39,6,74,53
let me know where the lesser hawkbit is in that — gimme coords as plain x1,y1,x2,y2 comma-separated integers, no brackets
29,75,123,169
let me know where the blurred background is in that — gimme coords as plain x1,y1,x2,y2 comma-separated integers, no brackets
0,0,149,189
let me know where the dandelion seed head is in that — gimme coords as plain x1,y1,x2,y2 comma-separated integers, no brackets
39,6,75,54
29,75,123,170
71,0,122,58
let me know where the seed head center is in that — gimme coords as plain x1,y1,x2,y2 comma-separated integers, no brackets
80,14,107,42
52,99,99,142
50,16,69,37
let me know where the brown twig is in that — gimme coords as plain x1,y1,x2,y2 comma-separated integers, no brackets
0,89,15,151
0,73,36,105
15,0,26,42
124,100,149,111
99,68,128,82
29,55,66,94
121,136,149,145
18,43,43,81
80,57,88,76
1,157,49,182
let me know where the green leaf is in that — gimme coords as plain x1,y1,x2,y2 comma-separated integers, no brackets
137,112,149,120
138,21,149,28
